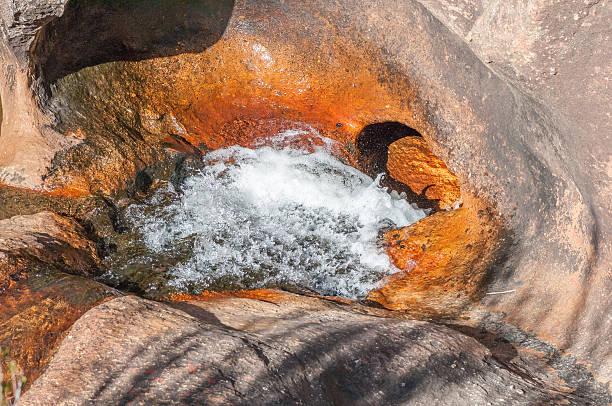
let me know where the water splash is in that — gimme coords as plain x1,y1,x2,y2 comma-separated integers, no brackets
126,132,427,299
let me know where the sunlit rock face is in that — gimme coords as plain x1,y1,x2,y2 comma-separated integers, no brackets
0,0,610,401
386,136,461,211
0,212,100,290
368,204,502,318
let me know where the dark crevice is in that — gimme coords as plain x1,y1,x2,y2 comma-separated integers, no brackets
356,122,422,176
356,122,439,212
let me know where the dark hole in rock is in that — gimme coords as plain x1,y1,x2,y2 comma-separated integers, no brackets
356,122,445,212
356,122,422,176
134,170,153,195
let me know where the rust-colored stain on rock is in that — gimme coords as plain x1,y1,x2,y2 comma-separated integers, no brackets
0,273,117,388
0,212,114,388
367,200,503,318
387,136,461,210
39,32,429,197
170,289,286,304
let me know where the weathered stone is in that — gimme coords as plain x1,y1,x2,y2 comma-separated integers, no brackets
0,210,116,387
0,211,100,291
367,203,502,317
386,136,461,210
0,0,609,396
20,294,587,405
0,271,118,388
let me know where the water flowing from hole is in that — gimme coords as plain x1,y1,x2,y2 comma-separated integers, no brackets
125,131,427,299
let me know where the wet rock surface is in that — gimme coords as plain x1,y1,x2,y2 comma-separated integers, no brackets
0,271,118,388
21,294,581,406
0,211,117,388
0,0,610,402
0,211,100,290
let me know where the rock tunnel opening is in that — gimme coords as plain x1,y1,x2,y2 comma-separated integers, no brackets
356,122,461,212
356,122,421,176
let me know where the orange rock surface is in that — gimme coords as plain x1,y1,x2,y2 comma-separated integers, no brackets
0,273,117,388
367,201,503,318
386,136,461,210
170,289,286,304
0,212,113,388
37,31,432,197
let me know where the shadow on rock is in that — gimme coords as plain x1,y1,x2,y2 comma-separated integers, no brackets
20,295,590,405
30,0,236,85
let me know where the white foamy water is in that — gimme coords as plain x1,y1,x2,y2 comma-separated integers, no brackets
127,132,427,299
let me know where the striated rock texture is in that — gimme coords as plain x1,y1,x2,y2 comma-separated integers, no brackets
0,211,100,290
0,0,610,400
20,294,588,405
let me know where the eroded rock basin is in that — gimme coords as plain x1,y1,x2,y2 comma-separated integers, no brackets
0,0,611,404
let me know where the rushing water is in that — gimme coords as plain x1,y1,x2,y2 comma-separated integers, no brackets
123,130,427,299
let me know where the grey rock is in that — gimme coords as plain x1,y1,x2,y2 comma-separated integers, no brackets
20,294,581,405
